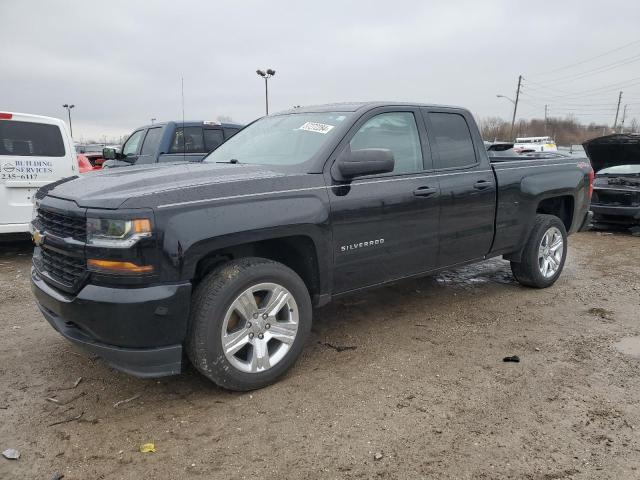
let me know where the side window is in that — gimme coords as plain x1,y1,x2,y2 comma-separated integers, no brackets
429,113,476,169
204,129,224,152
169,127,205,153
349,112,423,175
122,130,144,156
223,127,239,139
0,121,65,157
140,127,163,155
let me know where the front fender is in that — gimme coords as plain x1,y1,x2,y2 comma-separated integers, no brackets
157,189,332,288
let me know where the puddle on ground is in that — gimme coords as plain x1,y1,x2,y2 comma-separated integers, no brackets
615,336,640,360
434,258,515,289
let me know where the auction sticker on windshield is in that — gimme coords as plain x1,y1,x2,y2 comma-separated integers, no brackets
298,122,335,134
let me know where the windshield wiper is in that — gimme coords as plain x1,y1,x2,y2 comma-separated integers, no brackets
216,159,241,164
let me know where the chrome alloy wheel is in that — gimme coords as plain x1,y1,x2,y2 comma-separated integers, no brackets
538,226,563,278
221,282,299,373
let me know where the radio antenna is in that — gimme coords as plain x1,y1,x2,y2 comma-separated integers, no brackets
181,76,186,162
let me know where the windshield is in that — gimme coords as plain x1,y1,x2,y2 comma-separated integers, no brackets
204,112,351,166
597,164,640,175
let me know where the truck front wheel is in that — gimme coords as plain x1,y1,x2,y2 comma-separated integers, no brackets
510,214,568,288
186,257,312,391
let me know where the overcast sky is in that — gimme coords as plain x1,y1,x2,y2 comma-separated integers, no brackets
1,0,639,140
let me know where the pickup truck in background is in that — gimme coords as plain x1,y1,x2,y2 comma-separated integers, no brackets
31,102,593,391
102,120,243,168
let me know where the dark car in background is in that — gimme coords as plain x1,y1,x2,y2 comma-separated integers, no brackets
102,120,243,168
584,134,640,231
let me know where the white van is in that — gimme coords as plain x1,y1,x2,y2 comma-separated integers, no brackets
0,112,78,234
514,136,558,153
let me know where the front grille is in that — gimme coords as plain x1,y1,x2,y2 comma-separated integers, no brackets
593,190,640,207
41,248,86,287
38,208,86,241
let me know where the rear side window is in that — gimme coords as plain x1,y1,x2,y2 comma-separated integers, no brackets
170,127,205,153
429,113,476,169
140,127,163,155
0,121,65,157
204,129,224,151
223,127,240,139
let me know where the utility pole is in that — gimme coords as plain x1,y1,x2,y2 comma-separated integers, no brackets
613,91,623,129
544,104,549,135
619,105,628,133
510,75,522,140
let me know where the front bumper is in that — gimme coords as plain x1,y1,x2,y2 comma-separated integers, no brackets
0,223,31,234
591,204,640,225
31,267,192,377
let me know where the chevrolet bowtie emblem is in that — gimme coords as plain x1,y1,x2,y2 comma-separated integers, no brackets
32,229,45,246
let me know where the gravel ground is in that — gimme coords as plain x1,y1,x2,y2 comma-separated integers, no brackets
1,231,639,479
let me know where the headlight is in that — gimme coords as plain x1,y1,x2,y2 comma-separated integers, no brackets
86,218,152,248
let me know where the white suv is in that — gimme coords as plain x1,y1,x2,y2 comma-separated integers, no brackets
0,112,77,235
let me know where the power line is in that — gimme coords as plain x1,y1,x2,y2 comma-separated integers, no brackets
527,38,640,77
533,53,640,86
522,76,640,100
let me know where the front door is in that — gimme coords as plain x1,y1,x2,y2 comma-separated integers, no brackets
327,108,441,293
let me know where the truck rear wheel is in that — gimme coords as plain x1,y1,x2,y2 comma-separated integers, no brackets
510,214,568,288
186,257,312,391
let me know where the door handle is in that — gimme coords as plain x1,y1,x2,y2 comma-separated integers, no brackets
473,180,492,190
413,186,437,197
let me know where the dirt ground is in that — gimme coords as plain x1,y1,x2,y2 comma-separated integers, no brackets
1,231,639,480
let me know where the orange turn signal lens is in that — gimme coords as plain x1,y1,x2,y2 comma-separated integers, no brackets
87,259,154,274
132,219,152,234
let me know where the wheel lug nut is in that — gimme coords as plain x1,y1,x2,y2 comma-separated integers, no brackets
247,322,252,328
258,333,264,339
265,323,270,329
249,332,254,339
262,313,268,319
253,313,258,319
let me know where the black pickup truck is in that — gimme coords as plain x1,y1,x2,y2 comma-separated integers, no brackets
101,120,242,168
31,102,593,391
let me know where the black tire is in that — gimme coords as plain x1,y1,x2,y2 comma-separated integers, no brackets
510,214,568,288
186,257,312,391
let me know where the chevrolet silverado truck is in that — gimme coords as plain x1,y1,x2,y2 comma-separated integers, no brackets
31,102,594,391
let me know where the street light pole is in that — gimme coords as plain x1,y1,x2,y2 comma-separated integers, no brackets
256,69,276,115
62,104,75,137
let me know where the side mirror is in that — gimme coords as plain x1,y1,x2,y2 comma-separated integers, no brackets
102,147,118,160
335,148,394,179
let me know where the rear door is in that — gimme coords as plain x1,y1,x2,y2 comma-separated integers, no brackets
0,116,75,230
159,126,210,163
421,109,496,266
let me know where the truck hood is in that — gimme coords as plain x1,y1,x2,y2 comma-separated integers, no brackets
583,134,640,173
44,162,295,209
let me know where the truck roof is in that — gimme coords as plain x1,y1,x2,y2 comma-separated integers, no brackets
137,120,243,130
0,111,66,126
275,101,468,115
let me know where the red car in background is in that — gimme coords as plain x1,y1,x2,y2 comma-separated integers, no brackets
76,144,107,173
77,154,99,173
